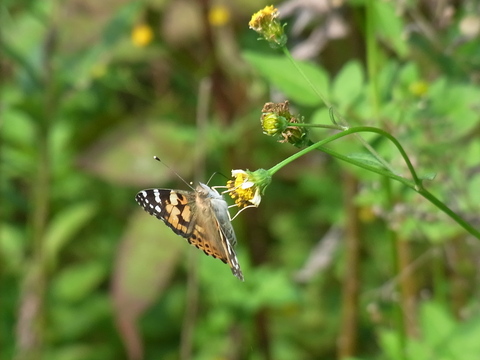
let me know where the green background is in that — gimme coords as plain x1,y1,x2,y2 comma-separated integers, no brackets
2,1,480,359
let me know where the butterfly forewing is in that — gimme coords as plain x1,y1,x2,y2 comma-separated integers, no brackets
135,189,196,237
135,184,244,281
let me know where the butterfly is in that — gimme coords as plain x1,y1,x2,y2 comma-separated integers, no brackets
135,183,244,281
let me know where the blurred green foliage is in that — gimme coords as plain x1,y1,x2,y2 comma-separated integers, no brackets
2,1,480,360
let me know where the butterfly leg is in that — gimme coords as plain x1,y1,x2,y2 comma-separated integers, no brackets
228,204,257,221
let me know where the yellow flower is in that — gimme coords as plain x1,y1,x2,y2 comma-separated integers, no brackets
91,63,107,79
261,101,290,136
209,5,230,27
249,5,287,48
249,5,278,31
409,81,429,97
131,24,154,47
261,113,288,137
226,169,271,209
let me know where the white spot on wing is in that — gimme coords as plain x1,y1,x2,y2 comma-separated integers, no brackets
153,189,161,204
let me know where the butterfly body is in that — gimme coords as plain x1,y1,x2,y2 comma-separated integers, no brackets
135,183,244,281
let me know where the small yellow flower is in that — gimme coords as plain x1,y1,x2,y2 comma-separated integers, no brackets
209,5,230,27
409,81,429,97
249,5,278,31
249,5,287,48
226,169,271,209
91,63,107,79
359,206,376,223
261,101,291,136
131,24,154,47
261,113,288,137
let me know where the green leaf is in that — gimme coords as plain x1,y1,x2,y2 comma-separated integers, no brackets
377,60,401,100
51,261,107,302
378,330,404,360
467,173,480,205
245,268,297,311
1,1,51,89
346,152,389,171
243,51,329,106
60,2,142,89
420,301,455,348
405,302,480,360
50,295,111,341
0,223,26,274
428,79,480,140
466,140,480,168
44,202,97,270
447,315,480,360
419,172,436,181
46,344,110,360
310,107,331,125
398,62,421,85
101,2,142,46
1,97,36,147
373,1,408,57
391,63,421,100
332,60,364,110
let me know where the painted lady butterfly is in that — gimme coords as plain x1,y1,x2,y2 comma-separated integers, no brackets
135,183,244,281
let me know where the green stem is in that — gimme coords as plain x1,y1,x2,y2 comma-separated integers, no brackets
365,0,381,117
268,129,414,188
383,177,407,356
271,126,420,183
282,44,398,174
281,47,331,107
292,122,398,174
267,127,480,239
288,123,343,130
417,188,480,238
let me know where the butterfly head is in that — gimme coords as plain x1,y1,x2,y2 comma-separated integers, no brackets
196,182,222,199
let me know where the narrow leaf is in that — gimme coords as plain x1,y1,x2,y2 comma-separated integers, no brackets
44,202,97,270
243,51,329,106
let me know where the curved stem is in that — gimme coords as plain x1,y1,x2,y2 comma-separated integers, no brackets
268,132,415,189
276,19,478,238
267,127,480,239
289,123,344,130
417,188,480,239
281,47,331,107
282,46,396,173
270,126,420,185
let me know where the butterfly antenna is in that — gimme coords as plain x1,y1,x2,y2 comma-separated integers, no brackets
206,171,232,186
153,156,194,190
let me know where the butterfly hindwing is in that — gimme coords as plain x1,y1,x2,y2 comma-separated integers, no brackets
135,183,244,281
191,189,243,280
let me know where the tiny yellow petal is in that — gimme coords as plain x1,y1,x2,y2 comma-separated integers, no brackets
131,24,154,47
226,169,271,209
248,5,286,47
409,81,429,97
209,5,230,27
249,5,278,29
91,63,107,78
